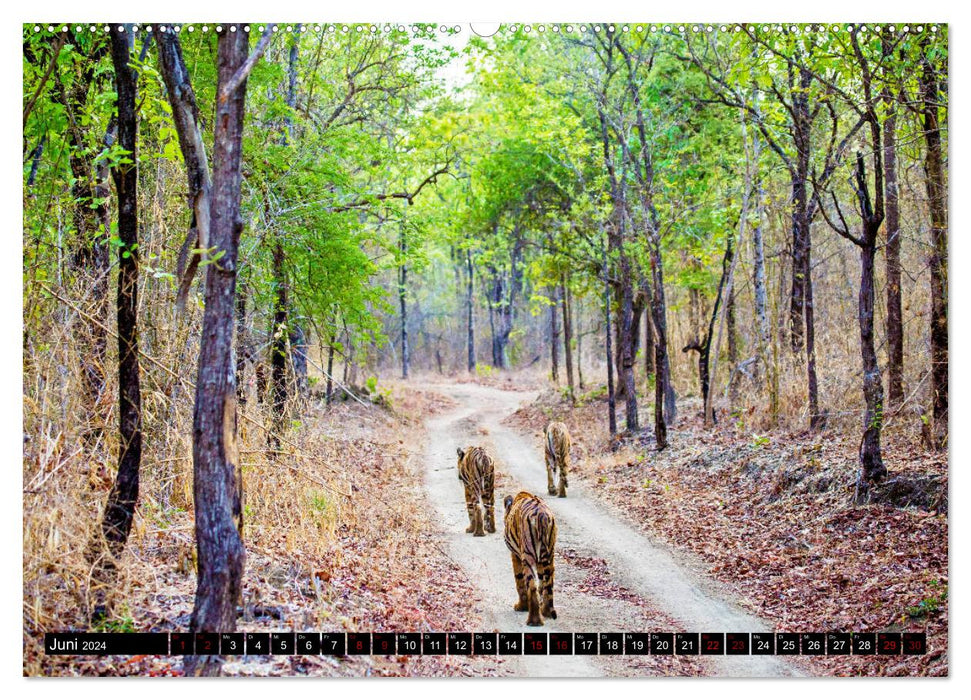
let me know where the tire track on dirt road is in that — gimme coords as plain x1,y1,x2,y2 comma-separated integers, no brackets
422,383,803,677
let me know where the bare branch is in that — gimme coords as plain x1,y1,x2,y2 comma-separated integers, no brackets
218,24,276,103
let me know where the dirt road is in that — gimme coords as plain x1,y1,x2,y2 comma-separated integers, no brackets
423,383,802,677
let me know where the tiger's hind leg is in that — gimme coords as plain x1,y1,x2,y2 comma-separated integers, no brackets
557,454,568,498
524,565,543,626
510,552,528,612
539,559,557,620
483,472,496,533
463,482,481,534
545,451,557,496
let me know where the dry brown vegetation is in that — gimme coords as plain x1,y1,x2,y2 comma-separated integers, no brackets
24,379,504,676
506,386,948,677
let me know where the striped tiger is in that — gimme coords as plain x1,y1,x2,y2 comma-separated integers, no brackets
544,421,571,498
503,491,557,626
456,446,496,537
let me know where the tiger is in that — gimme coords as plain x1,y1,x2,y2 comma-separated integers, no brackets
544,421,571,498
456,446,496,537
503,491,557,626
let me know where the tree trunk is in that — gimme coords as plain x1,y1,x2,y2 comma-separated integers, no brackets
186,27,250,677
155,26,212,313
235,283,249,406
649,238,670,449
602,236,617,438
550,283,560,384
804,226,823,430
488,272,498,368
325,330,336,405
399,223,409,379
466,248,475,372
94,29,142,581
748,112,770,385
788,68,812,354
858,239,887,493
561,273,575,400
882,86,904,407
271,240,289,423
726,284,738,405
642,278,655,377
920,40,948,450
575,297,585,391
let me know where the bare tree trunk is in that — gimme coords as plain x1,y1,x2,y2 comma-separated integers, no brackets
325,330,336,405
748,112,770,386
399,223,409,379
575,296,585,391
235,283,249,405
561,273,575,400
726,286,738,405
920,39,948,450
788,68,812,354
550,283,560,384
882,84,904,407
642,278,655,377
649,239,670,449
602,235,617,438
186,27,250,677
466,248,475,372
94,29,142,583
155,26,212,313
270,240,289,424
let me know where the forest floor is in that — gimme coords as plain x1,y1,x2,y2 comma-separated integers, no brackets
504,384,949,677
24,377,947,677
24,387,505,677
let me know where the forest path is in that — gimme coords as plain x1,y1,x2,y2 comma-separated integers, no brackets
422,382,801,678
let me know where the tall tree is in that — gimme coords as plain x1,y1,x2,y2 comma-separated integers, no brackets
919,33,948,450
817,28,889,500
881,35,904,408
93,26,142,585
187,25,268,676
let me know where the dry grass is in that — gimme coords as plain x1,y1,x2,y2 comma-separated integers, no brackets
22,277,500,675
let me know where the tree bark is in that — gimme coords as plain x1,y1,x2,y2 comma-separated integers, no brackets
550,283,560,384
155,26,212,313
186,27,250,676
602,234,617,438
920,38,948,450
596,76,637,432
726,285,738,404
561,273,575,400
325,330,336,405
271,239,289,423
642,278,655,377
466,248,475,372
95,29,142,579
788,68,812,353
881,83,904,408
398,223,409,379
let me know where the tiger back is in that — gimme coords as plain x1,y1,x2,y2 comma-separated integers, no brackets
544,421,571,498
503,491,557,626
456,446,496,537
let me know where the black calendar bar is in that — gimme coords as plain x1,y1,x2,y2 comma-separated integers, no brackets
42,631,927,656
45,632,168,655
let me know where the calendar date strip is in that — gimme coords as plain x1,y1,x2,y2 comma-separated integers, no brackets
44,631,927,656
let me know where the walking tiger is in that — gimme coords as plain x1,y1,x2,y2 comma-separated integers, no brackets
503,491,557,626
456,446,496,537
544,421,571,498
